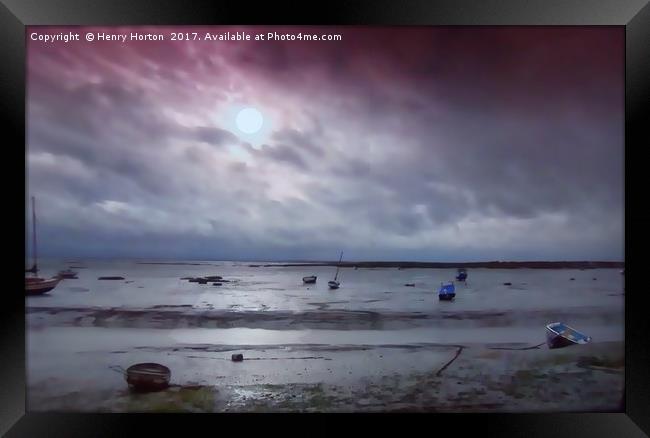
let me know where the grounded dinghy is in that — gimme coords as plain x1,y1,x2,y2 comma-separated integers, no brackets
111,363,171,392
545,322,592,349
303,275,317,284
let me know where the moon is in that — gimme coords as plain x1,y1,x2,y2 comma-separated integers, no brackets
235,108,264,134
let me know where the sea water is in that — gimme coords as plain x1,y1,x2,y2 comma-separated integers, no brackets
27,259,624,315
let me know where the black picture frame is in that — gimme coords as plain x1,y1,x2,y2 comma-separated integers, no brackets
1,0,648,436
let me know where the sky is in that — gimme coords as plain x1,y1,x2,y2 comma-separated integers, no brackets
26,26,624,262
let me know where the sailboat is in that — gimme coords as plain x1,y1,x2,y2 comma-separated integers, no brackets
328,251,343,289
25,196,61,295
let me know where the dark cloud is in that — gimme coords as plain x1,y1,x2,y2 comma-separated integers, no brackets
257,144,309,169
26,26,624,261
190,126,238,146
271,128,325,157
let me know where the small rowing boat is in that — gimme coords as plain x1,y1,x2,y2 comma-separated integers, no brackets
110,363,171,392
438,282,456,301
545,322,592,349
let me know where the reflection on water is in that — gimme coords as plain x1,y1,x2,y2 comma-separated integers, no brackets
27,259,625,315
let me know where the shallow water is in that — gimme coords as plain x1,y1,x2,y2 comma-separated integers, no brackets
28,259,625,314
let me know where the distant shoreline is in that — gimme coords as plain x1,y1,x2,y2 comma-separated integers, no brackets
100,260,625,269
248,261,624,269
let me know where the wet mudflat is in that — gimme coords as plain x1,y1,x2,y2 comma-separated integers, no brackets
26,261,624,412
28,335,623,412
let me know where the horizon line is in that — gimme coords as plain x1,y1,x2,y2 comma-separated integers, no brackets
32,256,625,264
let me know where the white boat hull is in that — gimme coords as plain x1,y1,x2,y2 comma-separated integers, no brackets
545,322,592,349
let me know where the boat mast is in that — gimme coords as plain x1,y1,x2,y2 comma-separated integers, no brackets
334,251,343,281
32,196,38,275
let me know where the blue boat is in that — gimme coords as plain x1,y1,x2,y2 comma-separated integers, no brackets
545,322,592,349
438,282,456,301
456,268,467,282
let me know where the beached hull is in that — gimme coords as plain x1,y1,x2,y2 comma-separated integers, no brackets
303,276,317,284
545,322,592,349
546,332,576,349
328,281,340,289
25,277,61,295
125,363,171,392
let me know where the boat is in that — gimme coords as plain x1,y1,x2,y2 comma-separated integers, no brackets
57,269,78,279
328,251,343,289
438,282,456,301
456,268,467,282
545,322,592,349
25,197,61,295
110,363,171,392
302,275,317,284
26,277,61,295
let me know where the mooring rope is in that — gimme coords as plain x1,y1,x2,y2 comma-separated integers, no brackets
183,355,329,361
435,346,465,376
487,342,546,351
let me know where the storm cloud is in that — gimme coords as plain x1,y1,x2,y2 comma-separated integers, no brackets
26,26,624,261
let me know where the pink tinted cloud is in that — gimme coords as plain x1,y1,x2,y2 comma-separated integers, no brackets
26,26,624,260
